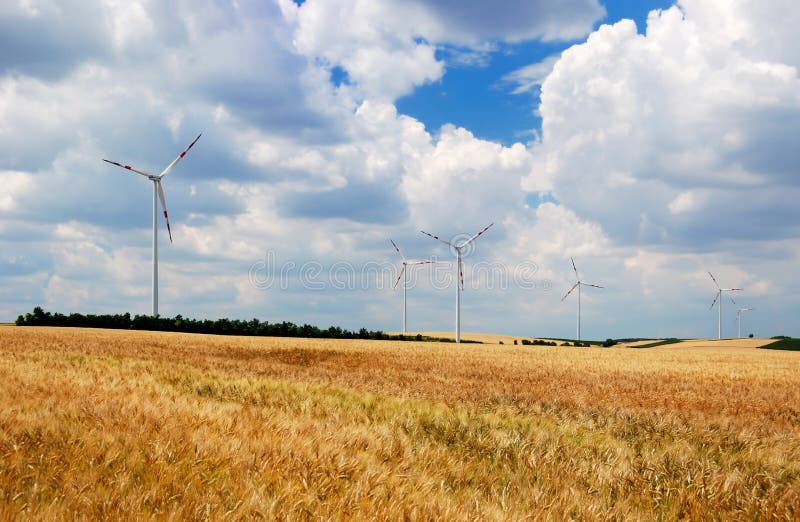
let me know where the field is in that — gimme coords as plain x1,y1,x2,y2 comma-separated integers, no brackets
399,332,779,349
1,326,798,520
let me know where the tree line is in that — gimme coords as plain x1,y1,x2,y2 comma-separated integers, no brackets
15,307,480,343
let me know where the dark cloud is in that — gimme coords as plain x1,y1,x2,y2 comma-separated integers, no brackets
0,253,51,277
731,108,800,184
6,168,242,235
201,80,339,142
279,179,408,224
0,3,109,79
416,0,605,42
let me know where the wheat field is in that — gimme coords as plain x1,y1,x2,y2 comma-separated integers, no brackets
0,326,798,520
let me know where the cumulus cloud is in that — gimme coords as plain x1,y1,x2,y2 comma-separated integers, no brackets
401,124,531,234
526,3,800,248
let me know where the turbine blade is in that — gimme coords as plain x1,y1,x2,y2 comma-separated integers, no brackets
420,230,454,247
571,257,580,281
729,296,736,305
459,259,464,290
709,291,719,310
708,272,720,289
407,260,432,266
156,181,173,243
562,282,579,301
459,222,494,248
393,265,405,289
389,239,405,260
726,288,743,291
159,133,202,178
103,159,153,178
583,283,603,289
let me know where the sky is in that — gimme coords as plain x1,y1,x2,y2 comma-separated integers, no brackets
1,0,799,340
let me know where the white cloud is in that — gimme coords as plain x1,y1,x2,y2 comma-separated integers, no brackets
526,3,800,248
668,190,704,215
0,170,32,211
104,0,155,51
401,124,531,234
45,274,89,310
678,0,800,68
503,54,561,95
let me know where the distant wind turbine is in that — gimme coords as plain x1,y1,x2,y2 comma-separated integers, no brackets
421,223,493,343
736,307,754,339
708,272,742,340
389,239,432,334
561,258,603,343
103,133,202,316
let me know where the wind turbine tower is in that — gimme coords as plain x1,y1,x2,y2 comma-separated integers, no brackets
561,258,603,343
708,272,742,339
389,239,432,334
421,223,493,343
103,133,201,316
736,307,754,338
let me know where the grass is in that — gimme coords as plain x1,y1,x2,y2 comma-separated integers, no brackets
630,338,683,348
537,337,604,346
763,337,800,351
1,326,799,519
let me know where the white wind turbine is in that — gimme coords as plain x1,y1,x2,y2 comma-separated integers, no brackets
389,239,432,335
736,307,754,339
561,258,603,343
103,133,202,316
708,272,742,340
421,223,493,343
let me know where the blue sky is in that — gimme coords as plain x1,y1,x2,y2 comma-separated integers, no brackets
1,0,799,339
397,0,675,145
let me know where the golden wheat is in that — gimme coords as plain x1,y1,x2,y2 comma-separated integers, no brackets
0,326,798,520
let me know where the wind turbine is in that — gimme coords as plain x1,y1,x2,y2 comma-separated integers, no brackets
708,272,742,340
736,307,754,338
421,223,493,343
561,258,603,343
389,239,432,335
103,133,202,316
